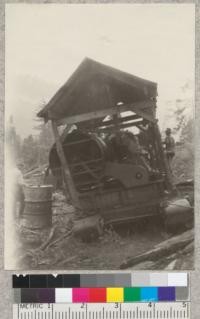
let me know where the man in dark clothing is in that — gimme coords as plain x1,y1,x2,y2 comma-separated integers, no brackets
120,131,151,171
164,128,175,170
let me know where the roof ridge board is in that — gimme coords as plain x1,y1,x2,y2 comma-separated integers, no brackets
37,57,157,119
37,58,90,118
88,58,157,88
49,64,97,119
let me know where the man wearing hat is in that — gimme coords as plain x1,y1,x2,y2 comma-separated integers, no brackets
164,128,175,170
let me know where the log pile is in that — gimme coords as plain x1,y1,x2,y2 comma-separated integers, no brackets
120,229,194,270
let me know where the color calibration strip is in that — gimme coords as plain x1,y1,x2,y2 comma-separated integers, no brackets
13,286,189,303
13,273,188,288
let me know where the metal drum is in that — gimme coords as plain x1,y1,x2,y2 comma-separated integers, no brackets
164,198,193,232
30,173,45,186
49,129,108,191
21,185,53,229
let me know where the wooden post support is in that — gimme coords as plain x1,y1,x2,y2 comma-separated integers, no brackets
51,120,81,210
154,122,174,192
105,84,120,132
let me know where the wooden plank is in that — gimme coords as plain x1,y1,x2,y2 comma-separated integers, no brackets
70,158,102,168
98,62,157,94
97,120,144,132
62,138,92,147
99,114,141,127
51,120,81,209
129,106,155,123
105,84,120,133
55,100,156,125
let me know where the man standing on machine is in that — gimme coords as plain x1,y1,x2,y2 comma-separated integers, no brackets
164,128,175,171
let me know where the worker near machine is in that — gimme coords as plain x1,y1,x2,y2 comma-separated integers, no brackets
121,131,151,171
106,131,127,162
13,163,25,218
164,128,175,170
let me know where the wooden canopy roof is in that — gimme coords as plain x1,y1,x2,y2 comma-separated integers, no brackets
37,58,157,125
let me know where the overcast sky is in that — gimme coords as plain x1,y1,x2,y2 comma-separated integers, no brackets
5,3,195,137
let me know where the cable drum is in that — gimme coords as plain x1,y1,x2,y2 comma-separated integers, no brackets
164,198,193,232
49,130,108,191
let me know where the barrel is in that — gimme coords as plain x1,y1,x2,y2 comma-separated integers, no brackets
31,173,45,185
21,185,53,229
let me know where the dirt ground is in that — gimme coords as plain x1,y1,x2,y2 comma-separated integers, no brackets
13,190,193,270
14,193,169,270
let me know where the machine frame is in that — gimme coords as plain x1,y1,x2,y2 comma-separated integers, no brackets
38,58,174,227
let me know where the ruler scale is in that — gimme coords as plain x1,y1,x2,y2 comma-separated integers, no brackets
13,302,190,319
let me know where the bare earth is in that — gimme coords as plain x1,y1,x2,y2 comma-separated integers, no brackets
14,194,167,270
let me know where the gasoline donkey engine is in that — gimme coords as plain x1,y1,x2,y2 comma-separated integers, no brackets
49,126,166,239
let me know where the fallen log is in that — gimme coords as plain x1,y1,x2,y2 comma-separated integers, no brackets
165,259,178,270
129,240,194,270
56,255,77,267
180,242,194,254
163,241,194,270
127,261,156,270
38,226,56,251
156,229,193,248
120,229,194,269
46,230,73,249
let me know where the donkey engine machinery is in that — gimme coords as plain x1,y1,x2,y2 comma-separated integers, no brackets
49,129,150,191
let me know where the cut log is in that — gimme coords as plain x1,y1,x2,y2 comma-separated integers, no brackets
127,261,156,270
180,242,194,254
56,255,77,267
120,229,194,269
165,259,178,270
38,226,56,251
156,229,193,248
73,215,104,241
47,230,73,249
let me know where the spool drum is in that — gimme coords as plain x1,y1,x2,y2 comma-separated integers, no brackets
164,198,193,232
